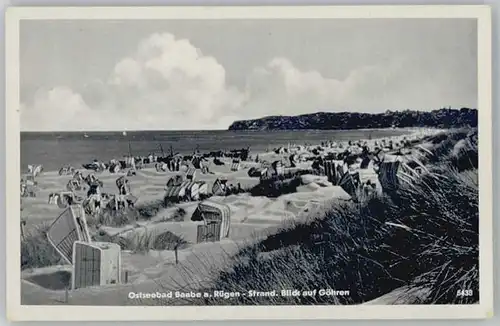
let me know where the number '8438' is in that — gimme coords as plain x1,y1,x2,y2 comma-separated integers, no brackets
456,290,473,297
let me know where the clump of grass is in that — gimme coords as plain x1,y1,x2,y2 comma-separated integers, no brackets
21,223,62,270
136,199,168,219
449,137,478,172
154,231,189,250
92,199,171,228
250,176,303,198
94,208,137,228
120,230,190,253
171,207,187,222
417,129,475,166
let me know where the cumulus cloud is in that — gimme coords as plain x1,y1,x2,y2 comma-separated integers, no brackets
239,57,408,119
20,32,458,131
103,33,245,129
21,33,245,131
21,87,95,131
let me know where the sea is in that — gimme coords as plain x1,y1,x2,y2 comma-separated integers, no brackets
21,129,408,171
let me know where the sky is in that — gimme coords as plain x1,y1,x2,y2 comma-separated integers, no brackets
20,19,478,131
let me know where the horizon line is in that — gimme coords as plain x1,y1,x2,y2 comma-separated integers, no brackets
19,107,477,133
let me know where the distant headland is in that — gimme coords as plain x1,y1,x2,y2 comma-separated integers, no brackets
227,108,478,131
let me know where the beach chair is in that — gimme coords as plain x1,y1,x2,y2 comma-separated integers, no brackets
324,160,339,185
109,162,121,174
183,182,199,201
28,164,43,178
230,159,241,172
211,178,227,196
85,173,97,186
58,166,67,176
186,167,196,180
311,158,324,175
118,182,132,196
200,161,210,174
338,171,361,202
259,161,270,169
164,160,171,171
72,241,121,290
166,174,184,189
23,174,37,185
360,156,371,169
271,160,284,176
73,170,84,182
197,181,209,199
115,176,130,193
184,180,209,201
196,222,222,243
164,177,191,202
46,204,91,264
59,192,77,209
191,156,202,169
155,162,168,172
289,154,298,168
192,200,231,239
48,191,76,208
66,179,82,192
20,177,37,197
377,161,401,193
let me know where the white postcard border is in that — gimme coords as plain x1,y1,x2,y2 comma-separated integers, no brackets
5,5,493,321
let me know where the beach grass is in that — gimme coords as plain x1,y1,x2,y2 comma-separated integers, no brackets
119,230,190,253
136,199,169,220
249,176,303,198
86,199,170,228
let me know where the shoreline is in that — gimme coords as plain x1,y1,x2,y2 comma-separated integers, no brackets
21,127,443,174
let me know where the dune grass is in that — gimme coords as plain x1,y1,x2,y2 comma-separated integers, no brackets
91,209,137,228
85,199,170,229
136,199,169,219
249,176,303,198
179,129,480,305
120,230,190,253
171,207,187,222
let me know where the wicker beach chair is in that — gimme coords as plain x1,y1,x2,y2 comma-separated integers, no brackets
192,200,231,241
